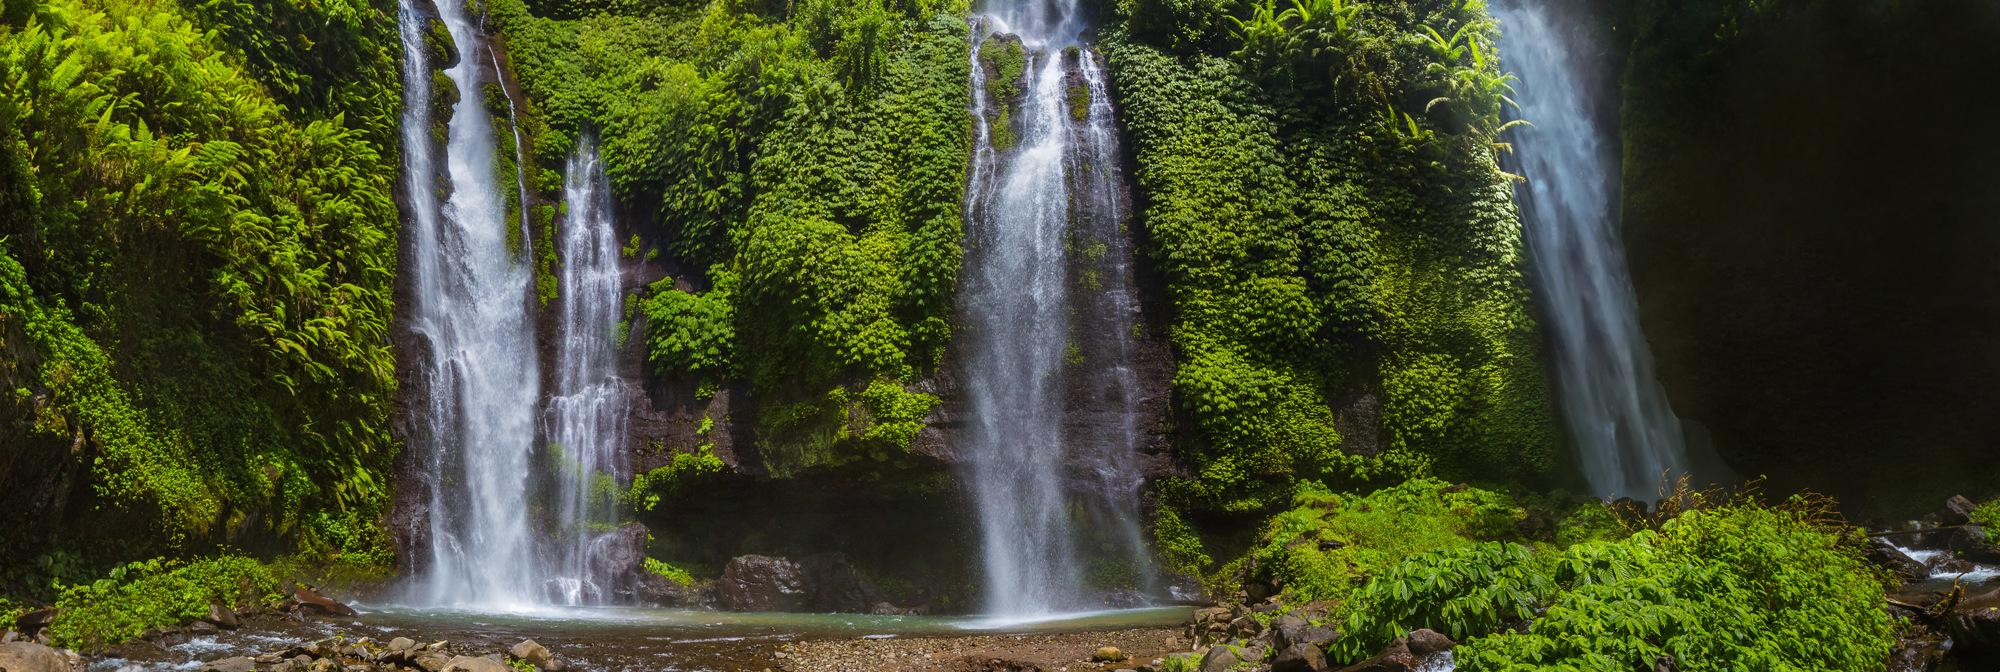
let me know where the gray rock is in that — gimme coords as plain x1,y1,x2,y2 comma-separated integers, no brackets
509,639,560,670
1942,496,1978,527
1229,616,1265,637
414,652,454,672
206,602,240,630
189,620,219,634
0,642,72,672
1405,629,1455,657
389,637,418,652
440,655,513,672
1273,643,1326,672
1271,615,1308,636
1199,646,1241,672
1278,624,1341,651
1949,589,2000,665
199,656,257,672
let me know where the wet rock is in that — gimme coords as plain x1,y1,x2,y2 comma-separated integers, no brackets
1336,637,1418,672
1405,629,1455,657
1948,588,2000,664
0,642,72,672
12,609,57,639
1198,645,1241,672
206,601,240,630
1867,538,1932,582
292,586,359,617
1949,526,2000,564
1941,496,1978,527
189,620,219,634
1929,555,1977,576
1890,633,1950,672
1094,646,1127,661
199,656,257,672
1273,643,1326,672
510,639,561,670
712,553,884,613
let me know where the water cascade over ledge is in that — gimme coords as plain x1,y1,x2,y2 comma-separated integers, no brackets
396,0,543,606
544,140,632,605
1495,0,1688,501
960,0,1154,617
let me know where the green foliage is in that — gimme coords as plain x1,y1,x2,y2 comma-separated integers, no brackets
1331,542,1554,660
642,268,738,375
978,35,1025,101
626,446,729,512
1249,478,1520,605
0,0,401,555
754,381,939,477
47,556,277,650
1158,653,1200,672
1453,505,1893,671
644,558,697,586
1973,499,2000,530
1103,0,1555,524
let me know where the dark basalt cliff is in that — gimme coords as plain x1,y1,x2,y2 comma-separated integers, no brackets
1619,0,2000,515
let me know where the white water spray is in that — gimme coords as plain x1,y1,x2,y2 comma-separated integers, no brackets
396,0,542,606
961,0,1151,617
1496,1,1688,500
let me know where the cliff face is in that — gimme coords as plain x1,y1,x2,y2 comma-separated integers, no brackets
1619,0,2000,514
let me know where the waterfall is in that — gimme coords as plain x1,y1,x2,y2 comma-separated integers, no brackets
396,0,542,606
1496,1,1688,500
544,140,630,605
961,0,1152,617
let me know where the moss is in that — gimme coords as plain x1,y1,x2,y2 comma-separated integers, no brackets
425,17,458,68
430,70,458,146
1067,85,1089,121
978,36,1027,101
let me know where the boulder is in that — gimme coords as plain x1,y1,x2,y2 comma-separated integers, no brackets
1336,637,1418,672
1929,555,1977,576
1093,646,1127,662
1271,615,1308,636
1948,526,2000,564
1941,496,1978,527
189,620,219,634
1405,629,1455,657
1273,643,1326,672
1277,624,1341,651
414,651,455,672
292,586,358,617
1230,616,1265,637
441,655,513,672
1865,538,1931,582
711,553,884,613
1889,634,1950,672
0,642,73,672
206,602,240,630
509,639,561,670
11,609,57,638
199,657,258,672
1199,645,1241,672
1948,588,2000,664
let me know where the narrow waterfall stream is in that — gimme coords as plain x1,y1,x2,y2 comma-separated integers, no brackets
962,2,1152,617
396,0,542,606
545,140,630,605
1495,1,1688,500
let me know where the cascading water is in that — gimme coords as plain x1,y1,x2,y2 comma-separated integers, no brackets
1495,1,1688,501
961,1,1151,617
543,140,630,605
396,0,542,606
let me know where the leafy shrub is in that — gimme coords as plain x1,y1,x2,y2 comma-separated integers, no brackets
1456,505,1894,671
1330,542,1555,661
642,268,738,376
1251,478,1522,606
47,556,277,650
1973,498,2000,530
644,558,697,586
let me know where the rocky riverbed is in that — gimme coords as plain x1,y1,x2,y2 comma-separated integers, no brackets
774,628,1185,672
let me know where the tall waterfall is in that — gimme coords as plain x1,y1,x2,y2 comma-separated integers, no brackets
1496,1,1688,500
544,140,630,605
961,1,1152,617
396,0,542,606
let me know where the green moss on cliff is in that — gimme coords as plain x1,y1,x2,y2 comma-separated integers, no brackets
0,0,403,577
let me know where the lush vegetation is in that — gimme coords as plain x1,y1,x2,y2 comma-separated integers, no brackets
1104,0,1555,587
44,555,278,649
486,0,972,475
0,0,403,588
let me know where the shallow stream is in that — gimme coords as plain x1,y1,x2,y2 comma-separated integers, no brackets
87,606,1193,672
